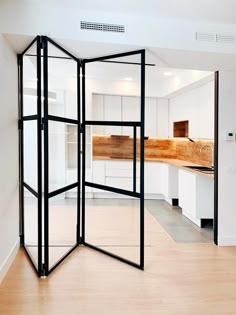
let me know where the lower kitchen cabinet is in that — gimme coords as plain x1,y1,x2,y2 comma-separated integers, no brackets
144,162,163,196
178,169,214,227
92,160,177,199
161,164,178,202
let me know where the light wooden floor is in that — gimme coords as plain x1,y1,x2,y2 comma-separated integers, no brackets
1,208,236,315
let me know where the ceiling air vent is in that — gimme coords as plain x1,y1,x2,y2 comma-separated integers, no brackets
80,21,125,33
195,32,235,44
195,32,216,42
216,34,235,44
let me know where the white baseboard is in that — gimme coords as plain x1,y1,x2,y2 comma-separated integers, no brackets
217,236,236,246
0,238,20,284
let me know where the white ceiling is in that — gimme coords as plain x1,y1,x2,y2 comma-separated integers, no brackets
6,33,236,72
14,0,236,25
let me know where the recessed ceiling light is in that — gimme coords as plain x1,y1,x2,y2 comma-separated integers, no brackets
164,72,173,77
124,77,133,81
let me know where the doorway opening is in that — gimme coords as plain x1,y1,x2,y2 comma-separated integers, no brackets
18,35,145,277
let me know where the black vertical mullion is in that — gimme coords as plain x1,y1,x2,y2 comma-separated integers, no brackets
43,36,49,276
133,126,137,193
18,54,24,246
77,60,81,244
81,62,86,243
140,51,145,270
214,71,219,245
37,37,43,276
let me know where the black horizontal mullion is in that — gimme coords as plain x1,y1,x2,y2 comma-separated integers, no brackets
85,181,140,198
85,120,141,127
20,36,39,57
47,37,78,61
48,182,78,199
84,242,142,270
48,115,78,125
47,244,78,275
23,115,38,121
23,182,38,198
84,49,144,63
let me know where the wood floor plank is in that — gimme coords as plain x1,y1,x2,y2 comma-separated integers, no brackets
1,209,236,315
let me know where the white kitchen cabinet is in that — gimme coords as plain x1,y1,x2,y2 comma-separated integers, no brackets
145,98,158,137
122,96,140,136
92,160,173,199
161,164,178,202
168,79,214,139
92,94,104,135
144,162,163,195
178,169,214,227
157,99,169,138
104,95,122,135
92,160,105,192
92,94,169,138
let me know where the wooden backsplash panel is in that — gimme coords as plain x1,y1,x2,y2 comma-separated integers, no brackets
144,138,176,159
93,135,138,159
93,135,214,166
175,139,214,166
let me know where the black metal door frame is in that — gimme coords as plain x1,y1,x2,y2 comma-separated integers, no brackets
18,36,43,276
81,50,145,270
42,36,81,276
18,35,145,276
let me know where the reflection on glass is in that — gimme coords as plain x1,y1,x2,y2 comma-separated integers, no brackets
48,121,78,192
23,120,37,191
89,125,140,193
23,42,37,116
48,192,77,269
24,188,38,267
48,42,77,119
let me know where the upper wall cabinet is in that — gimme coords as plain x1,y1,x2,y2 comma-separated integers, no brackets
168,80,214,139
104,95,122,135
122,96,140,136
92,94,169,138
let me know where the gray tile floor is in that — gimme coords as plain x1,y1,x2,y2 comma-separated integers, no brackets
146,200,213,243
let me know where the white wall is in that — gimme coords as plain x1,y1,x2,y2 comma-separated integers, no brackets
168,79,214,138
0,34,19,282
218,71,236,245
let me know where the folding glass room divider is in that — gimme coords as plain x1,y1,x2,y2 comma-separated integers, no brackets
18,35,145,276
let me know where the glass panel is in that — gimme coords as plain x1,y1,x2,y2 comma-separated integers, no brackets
24,188,38,267
23,120,37,191
48,190,77,269
48,121,78,192
48,42,77,119
85,188,140,265
23,42,38,116
90,125,140,193
86,54,141,121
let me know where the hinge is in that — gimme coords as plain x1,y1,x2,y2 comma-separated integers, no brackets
18,119,23,130
41,117,46,130
40,36,46,49
17,55,22,66
80,124,84,133
41,263,47,277
20,234,24,246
